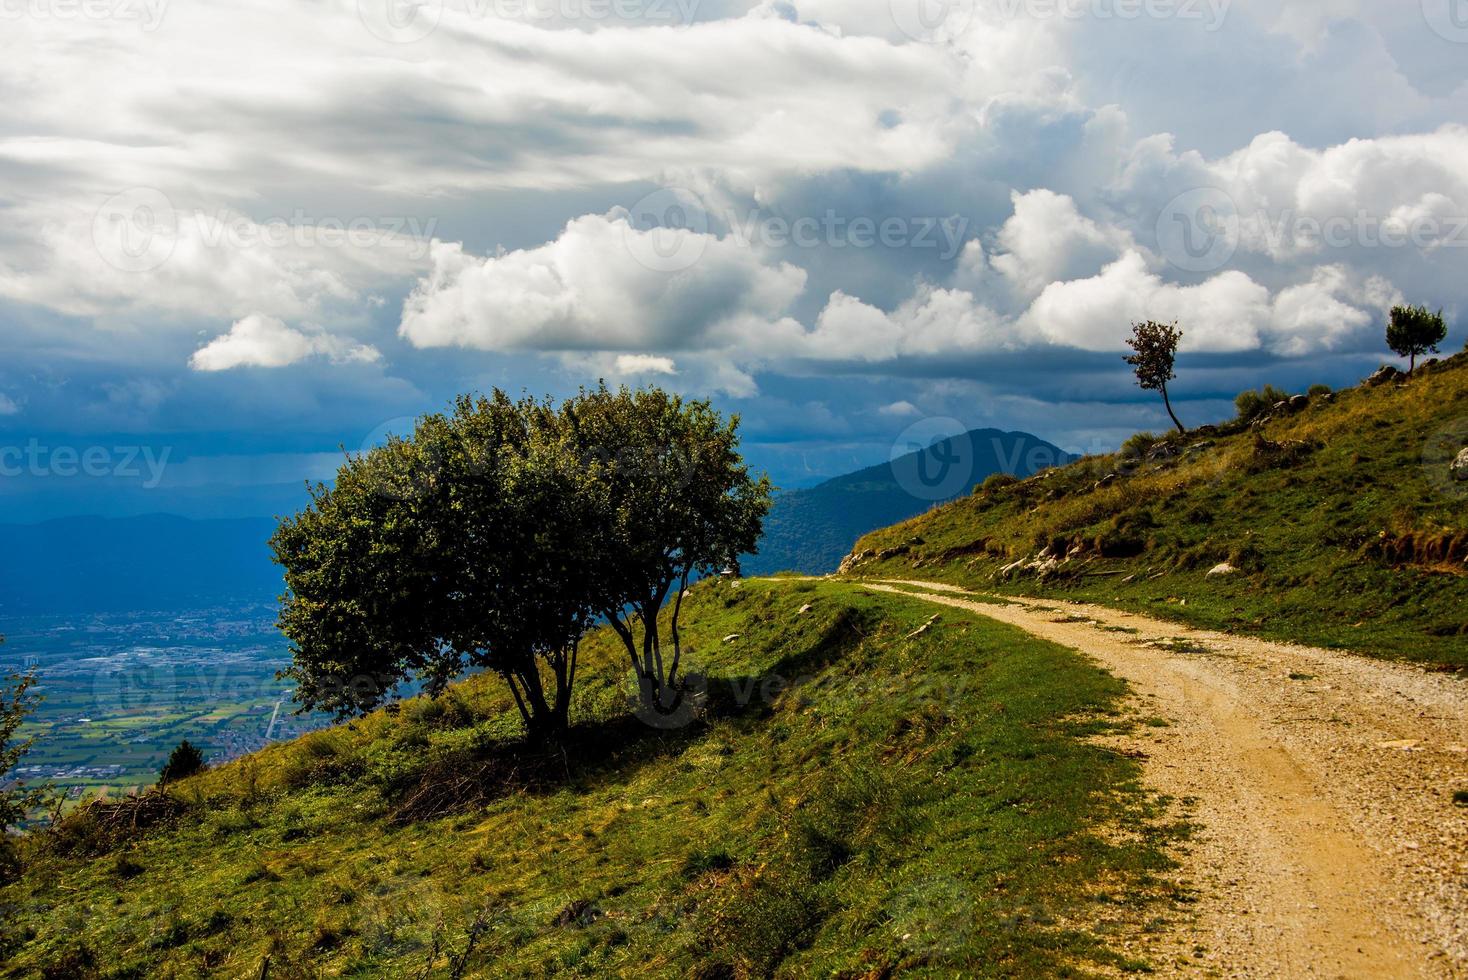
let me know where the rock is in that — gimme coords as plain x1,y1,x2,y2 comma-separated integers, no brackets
1146,442,1178,462
722,634,742,644
1206,562,1238,577
906,614,941,639
797,603,813,615
997,558,1028,581
1185,441,1215,456
1452,447,1468,482
837,549,874,575
1288,394,1309,412
1272,400,1290,414
1366,365,1403,386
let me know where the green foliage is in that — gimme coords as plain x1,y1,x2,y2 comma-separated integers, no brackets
977,472,1019,495
272,391,598,741
272,385,771,740
1120,431,1162,458
159,740,206,785
1,649,50,860
562,385,772,720
1234,384,1292,421
1308,384,1333,398
1124,320,1186,432
1386,304,1447,372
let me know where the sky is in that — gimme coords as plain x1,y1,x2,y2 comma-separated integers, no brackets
1,0,1466,521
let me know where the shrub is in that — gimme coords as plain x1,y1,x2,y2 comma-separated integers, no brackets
1120,432,1161,459
1307,384,1332,398
159,740,206,785
1235,385,1291,421
975,472,1019,495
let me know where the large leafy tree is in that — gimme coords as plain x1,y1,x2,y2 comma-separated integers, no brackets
272,392,597,742
1124,320,1186,434
562,386,772,720
1386,304,1447,374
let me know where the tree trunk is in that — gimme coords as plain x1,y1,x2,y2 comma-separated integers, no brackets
1161,384,1185,434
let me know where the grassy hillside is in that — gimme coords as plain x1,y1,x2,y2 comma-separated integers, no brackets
844,354,1468,670
1,579,1184,978
745,430,1074,576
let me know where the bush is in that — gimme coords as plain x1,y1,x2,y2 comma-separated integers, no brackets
1307,384,1332,398
0,836,19,884
1120,432,1161,459
975,472,1019,495
1235,385,1291,421
159,740,206,785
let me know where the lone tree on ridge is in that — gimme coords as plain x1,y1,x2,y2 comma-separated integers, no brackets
1125,320,1186,434
1386,304,1447,374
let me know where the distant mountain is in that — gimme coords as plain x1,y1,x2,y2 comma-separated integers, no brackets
0,515,282,615
0,429,1074,613
744,429,1075,576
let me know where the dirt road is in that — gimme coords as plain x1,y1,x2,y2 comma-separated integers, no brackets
864,580,1468,978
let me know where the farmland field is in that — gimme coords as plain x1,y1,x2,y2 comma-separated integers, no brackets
0,603,325,819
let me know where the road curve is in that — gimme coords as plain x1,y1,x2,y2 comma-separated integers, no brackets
864,579,1468,979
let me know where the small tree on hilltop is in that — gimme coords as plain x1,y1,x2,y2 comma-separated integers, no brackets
1386,305,1447,374
159,740,206,785
1125,320,1186,434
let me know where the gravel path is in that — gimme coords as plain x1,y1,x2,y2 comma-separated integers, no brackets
865,579,1468,978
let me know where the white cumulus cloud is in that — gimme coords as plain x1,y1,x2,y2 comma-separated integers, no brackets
189,314,381,371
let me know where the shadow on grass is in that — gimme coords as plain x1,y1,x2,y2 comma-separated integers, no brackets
388,606,871,823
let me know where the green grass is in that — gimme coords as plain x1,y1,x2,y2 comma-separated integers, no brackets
845,354,1468,670
1,580,1183,978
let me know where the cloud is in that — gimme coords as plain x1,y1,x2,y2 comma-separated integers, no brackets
189,314,381,371
805,286,1011,362
0,392,19,416
399,210,807,354
988,190,1133,301
614,354,677,375
878,400,920,417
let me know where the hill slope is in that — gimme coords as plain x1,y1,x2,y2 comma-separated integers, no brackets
746,429,1074,576
842,354,1468,669
1,579,1181,978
